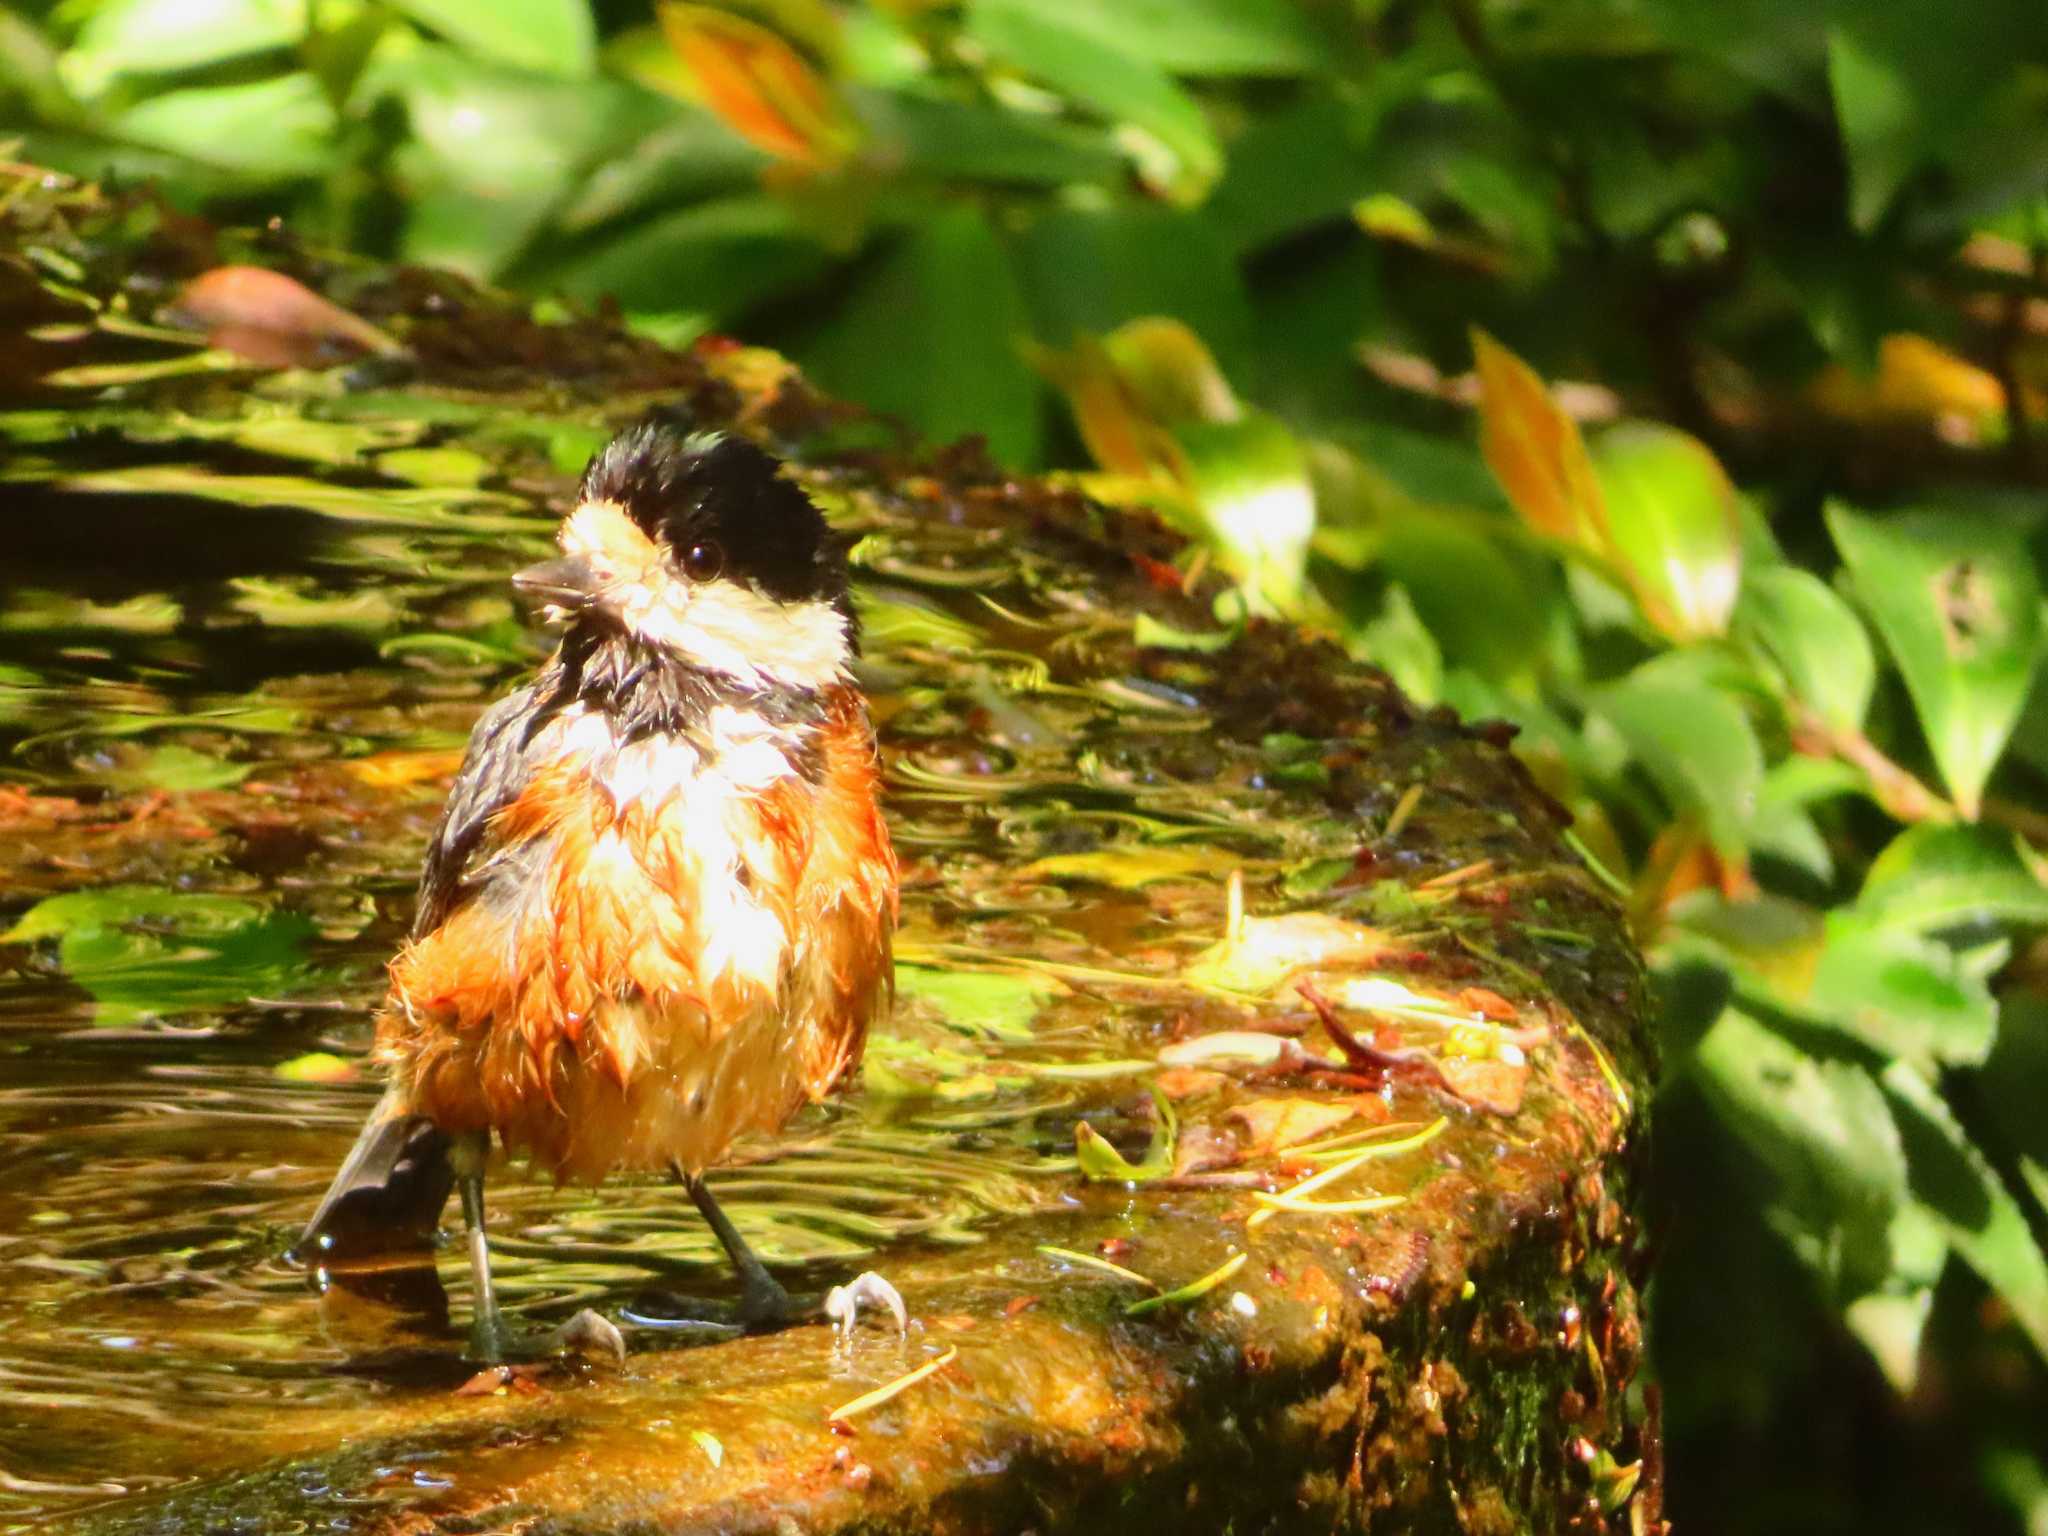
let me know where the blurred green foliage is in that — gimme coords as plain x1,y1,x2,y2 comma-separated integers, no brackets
7,0,2048,1527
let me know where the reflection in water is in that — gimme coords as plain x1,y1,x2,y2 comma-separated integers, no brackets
0,180,1599,1530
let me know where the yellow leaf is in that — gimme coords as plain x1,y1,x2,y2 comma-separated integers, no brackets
1026,335,1185,484
344,748,464,789
1182,911,1384,995
1809,333,2006,440
1470,328,1607,551
1099,317,1241,428
1025,846,1216,888
658,3,859,166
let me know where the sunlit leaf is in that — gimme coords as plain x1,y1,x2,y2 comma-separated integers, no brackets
1808,334,2006,437
167,266,401,368
658,2,858,166
109,73,337,178
4,886,318,1026
964,0,1221,204
387,0,596,78
1857,824,2048,934
1470,327,1605,552
62,0,305,94
1805,916,2002,1069
1591,422,1742,642
1828,503,2042,818
1075,1087,1177,1182
1183,910,1383,996
1226,1097,1362,1156
894,964,1055,1041
1591,656,1762,860
1736,564,1875,731
1691,1007,1905,1297
1884,1061,2048,1359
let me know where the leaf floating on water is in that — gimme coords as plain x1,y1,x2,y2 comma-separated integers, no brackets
1035,1245,1160,1291
1248,1116,1447,1228
165,266,404,368
825,1345,959,1427
1123,1251,1248,1317
1438,1055,1528,1116
1075,1087,1178,1183
1025,845,1216,889
274,1051,356,1084
894,964,1057,1041
1227,1097,1362,1157
1183,911,1385,995
689,1429,724,1467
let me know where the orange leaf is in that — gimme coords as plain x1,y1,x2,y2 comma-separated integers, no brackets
1026,335,1185,484
659,3,857,166
1438,1056,1527,1116
167,267,402,369
345,749,464,789
1470,328,1607,552
1227,1097,1362,1157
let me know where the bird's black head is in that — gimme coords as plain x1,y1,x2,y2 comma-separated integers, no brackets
517,417,859,692
578,417,851,609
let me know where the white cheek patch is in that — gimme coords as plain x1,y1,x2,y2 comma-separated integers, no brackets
632,580,851,692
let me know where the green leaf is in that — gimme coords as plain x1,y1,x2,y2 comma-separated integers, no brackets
109,73,337,177
893,964,1055,1042
1828,503,2042,818
1591,657,1763,858
796,207,1039,467
971,0,1322,77
1736,564,1876,731
385,0,596,77
869,91,1123,187
62,0,304,93
553,194,829,322
1883,1060,2048,1359
554,109,768,233
1590,421,1743,642
1075,1087,1177,1183
4,886,318,1026
1806,915,2003,1069
1353,585,1443,707
1690,1007,1905,1297
1826,24,1916,232
963,0,1221,204
1857,824,2048,933
1172,412,1315,618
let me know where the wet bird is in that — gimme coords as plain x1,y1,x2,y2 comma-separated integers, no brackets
299,418,900,1361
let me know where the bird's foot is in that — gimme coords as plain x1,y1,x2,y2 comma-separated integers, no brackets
465,1307,625,1366
823,1271,908,1343
736,1269,799,1333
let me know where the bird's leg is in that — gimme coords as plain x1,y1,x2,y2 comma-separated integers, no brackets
454,1130,520,1368
679,1164,794,1330
452,1132,515,1364
454,1132,624,1365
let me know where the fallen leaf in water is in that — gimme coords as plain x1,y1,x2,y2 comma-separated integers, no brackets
274,1050,356,1084
1439,1055,1528,1115
344,749,465,789
1227,1097,1362,1156
1025,845,1217,888
165,266,403,368
1183,912,1384,995
1458,986,1518,1021
1154,1066,1230,1100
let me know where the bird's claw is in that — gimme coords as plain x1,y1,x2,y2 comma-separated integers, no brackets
823,1271,908,1343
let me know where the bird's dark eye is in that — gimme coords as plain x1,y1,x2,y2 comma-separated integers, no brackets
680,539,724,582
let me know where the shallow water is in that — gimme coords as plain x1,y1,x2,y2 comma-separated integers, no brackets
0,182,1638,1531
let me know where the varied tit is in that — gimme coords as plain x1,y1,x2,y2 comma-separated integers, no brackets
298,417,900,1361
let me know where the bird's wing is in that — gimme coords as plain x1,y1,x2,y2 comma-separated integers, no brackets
412,680,557,939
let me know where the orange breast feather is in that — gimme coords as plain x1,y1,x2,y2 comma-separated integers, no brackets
378,686,895,1182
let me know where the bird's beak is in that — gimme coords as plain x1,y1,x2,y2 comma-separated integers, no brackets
513,554,603,609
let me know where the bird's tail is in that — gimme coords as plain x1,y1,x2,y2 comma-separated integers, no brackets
293,1087,454,1266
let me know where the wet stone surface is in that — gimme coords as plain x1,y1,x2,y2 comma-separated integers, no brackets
0,171,1655,1534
